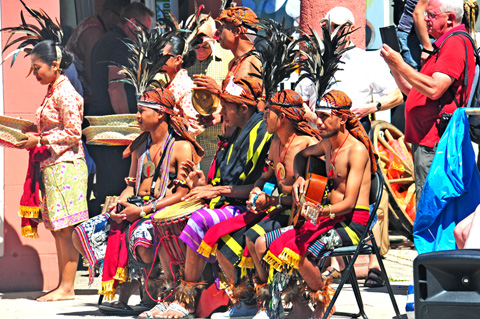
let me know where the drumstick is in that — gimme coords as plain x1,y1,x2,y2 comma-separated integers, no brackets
378,135,413,175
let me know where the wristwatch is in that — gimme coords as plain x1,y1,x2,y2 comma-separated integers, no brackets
376,101,382,111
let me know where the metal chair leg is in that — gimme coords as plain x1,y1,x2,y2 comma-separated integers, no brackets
371,237,402,319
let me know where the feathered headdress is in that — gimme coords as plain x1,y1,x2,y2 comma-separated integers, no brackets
1,0,63,67
250,18,302,102
159,5,211,58
297,21,356,110
111,23,174,99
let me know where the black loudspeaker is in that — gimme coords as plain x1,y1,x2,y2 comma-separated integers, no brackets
414,249,480,319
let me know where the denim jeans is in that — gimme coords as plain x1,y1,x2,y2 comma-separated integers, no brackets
397,30,422,71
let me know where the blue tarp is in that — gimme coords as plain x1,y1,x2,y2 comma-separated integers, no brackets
413,108,480,254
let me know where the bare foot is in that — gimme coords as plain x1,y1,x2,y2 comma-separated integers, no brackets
158,301,193,319
312,304,335,319
36,288,75,302
284,299,313,319
139,302,169,318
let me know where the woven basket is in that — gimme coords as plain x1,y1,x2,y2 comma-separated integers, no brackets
85,114,138,127
0,116,34,132
0,124,28,148
83,126,141,146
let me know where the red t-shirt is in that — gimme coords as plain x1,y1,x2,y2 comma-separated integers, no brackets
404,25,476,148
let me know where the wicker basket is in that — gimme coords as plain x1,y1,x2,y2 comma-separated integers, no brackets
0,116,34,132
83,126,141,146
85,114,138,127
0,124,28,148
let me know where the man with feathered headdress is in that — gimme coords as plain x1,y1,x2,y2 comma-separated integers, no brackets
260,90,376,318
73,86,203,313
141,75,272,319
72,21,204,314
196,88,320,319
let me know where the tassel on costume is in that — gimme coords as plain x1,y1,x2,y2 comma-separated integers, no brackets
197,241,217,258
278,247,301,270
98,279,117,301
18,206,40,218
113,266,128,283
21,225,39,239
238,256,255,278
263,250,284,273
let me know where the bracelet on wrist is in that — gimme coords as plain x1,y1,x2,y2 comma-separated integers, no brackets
139,206,146,218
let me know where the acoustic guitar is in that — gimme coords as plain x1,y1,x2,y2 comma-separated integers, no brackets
289,156,328,226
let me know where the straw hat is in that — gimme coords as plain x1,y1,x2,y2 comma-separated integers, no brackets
83,126,141,146
85,114,138,127
192,90,220,116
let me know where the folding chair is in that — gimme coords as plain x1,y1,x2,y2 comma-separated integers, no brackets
319,170,402,319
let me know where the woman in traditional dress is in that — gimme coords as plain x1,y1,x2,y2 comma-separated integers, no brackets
161,35,204,137
18,40,89,301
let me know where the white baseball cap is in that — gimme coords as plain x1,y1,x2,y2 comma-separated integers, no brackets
321,7,355,25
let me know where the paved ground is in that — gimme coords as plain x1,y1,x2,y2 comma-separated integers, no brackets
0,236,417,319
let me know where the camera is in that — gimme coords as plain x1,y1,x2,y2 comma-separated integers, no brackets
116,195,144,213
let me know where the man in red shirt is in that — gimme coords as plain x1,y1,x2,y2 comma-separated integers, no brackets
381,0,475,199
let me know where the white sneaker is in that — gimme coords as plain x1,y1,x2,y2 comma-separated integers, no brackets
211,302,258,318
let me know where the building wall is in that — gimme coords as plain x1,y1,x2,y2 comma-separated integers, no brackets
0,0,60,292
300,0,366,49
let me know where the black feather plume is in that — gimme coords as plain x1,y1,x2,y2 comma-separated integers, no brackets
297,21,357,104
111,24,174,99
251,18,302,101
1,0,63,67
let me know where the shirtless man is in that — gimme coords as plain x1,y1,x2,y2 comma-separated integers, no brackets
262,90,376,319
139,75,271,319
73,89,203,314
196,90,319,318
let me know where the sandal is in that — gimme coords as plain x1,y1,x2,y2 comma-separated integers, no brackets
322,266,342,280
139,302,168,319
158,302,194,319
364,268,385,288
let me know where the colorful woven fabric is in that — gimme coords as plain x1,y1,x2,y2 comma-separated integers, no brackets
318,90,352,110
124,88,204,162
41,158,89,231
268,90,321,140
19,146,51,238
217,6,259,30
178,205,248,263
220,75,262,108
138,88,176,114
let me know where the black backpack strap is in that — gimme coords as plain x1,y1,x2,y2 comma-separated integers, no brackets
437,31,477,111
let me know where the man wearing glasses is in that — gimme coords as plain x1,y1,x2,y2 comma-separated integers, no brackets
187,16,233,174
381,0,475,199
